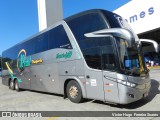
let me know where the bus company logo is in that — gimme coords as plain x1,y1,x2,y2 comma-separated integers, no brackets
17,49,32,73
56,51,72,59
32,59,43,64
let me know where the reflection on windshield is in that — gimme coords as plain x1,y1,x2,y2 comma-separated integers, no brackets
117,39,147,76
113,14,140,42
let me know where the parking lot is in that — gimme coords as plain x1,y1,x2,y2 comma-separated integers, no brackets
0,69,160,120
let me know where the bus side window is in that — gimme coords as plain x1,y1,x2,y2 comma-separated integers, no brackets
23,40,35,55
49,25,72,49
1,53,9,70
102,45,117,71
83,47,102,70
35,33,49,53
67,13,107,42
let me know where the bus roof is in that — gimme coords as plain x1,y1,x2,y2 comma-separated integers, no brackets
64,9,110,22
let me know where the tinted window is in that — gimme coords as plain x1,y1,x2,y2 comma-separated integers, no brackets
82,37,117,71
2,25,72,71
102,10,136,35
67,13,107,42
79,37,112,50
49,25,72,49
102,10,121,28
2,49,16,70
83,47,101,70
3,48,16,60
102,45,117,71
2,52,12,70
21,40,35,56
35,33,48,53
2,39,36,70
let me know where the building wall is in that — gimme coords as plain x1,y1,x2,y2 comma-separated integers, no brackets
114,0,160,34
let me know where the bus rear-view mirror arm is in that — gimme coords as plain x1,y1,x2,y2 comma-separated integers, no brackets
140,39,159,53
84,28,136,48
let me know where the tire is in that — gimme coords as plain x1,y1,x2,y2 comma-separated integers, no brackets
66,80,83,103
15,80,20,92
9,80,15,90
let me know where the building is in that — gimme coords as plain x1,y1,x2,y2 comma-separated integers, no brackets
37,0,63,31
114,0,160,66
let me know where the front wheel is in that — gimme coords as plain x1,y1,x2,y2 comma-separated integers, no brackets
66,80,83,103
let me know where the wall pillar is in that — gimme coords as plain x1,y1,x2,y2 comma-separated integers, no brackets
37,0,63,31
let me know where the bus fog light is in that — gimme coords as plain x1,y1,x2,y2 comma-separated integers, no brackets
129,94,134,98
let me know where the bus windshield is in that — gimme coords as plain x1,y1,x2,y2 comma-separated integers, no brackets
102,10,139,42
102,10,133,31
117,39,147,76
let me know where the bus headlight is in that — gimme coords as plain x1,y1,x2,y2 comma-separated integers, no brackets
130,83,137,88
117,79,137,88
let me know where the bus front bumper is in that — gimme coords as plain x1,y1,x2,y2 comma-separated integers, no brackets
118,83,151,104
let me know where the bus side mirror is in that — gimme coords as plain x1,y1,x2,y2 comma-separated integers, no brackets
140,39,159,53
84,28,136,48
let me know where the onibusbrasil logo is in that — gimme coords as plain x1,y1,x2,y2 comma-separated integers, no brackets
17,49,32,74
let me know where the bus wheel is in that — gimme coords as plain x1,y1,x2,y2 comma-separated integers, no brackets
15,80,20,92
66,80,83,103
9,80,15,90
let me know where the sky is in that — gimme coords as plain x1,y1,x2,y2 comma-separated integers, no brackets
0,0,130,55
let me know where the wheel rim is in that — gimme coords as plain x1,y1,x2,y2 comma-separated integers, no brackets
69,86,78,98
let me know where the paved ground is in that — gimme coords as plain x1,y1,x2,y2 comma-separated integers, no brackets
0,69,160,120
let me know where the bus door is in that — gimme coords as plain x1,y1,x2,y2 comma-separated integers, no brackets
101,45,119,103
84,47,104,100
84,37,119,101
84,45,119,102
